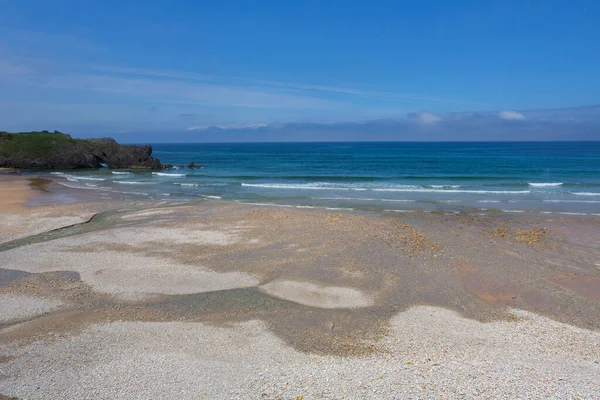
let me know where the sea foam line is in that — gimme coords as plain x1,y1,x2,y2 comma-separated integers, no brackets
64,175,106,181
543,199,600,203
115,181,155,185
373,188,531,194
528,182,563,187
241,183,350,190
152,172,186,177
311,197,415,202
572,192,600,196
243,183,531,194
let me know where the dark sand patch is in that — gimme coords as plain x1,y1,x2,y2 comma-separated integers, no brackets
0,270,31,288
456,262,519,306
548,273,600,302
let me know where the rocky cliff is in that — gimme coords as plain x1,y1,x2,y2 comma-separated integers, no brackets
0,131,164,169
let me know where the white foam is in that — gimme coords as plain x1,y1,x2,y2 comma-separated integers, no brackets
573,192,600,196
71,176,105,181
239,202,294,208
502,210,525,213
55,181,109,191
241,183,349,190
63,175,105,182
428,185,461,188
115,181,154,185
203,195,222,199
50,172,64,175
543,199,600,203
175,183,204,187
152,172,186,177
541,211,600,216
311,197,415,202
111,171,132,175
528,182,563,187
374,188,530,194
243,183,529,194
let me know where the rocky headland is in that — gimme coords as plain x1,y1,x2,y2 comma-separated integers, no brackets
0,131,164,169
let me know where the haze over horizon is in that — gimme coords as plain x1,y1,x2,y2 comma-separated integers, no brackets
1,1,599,142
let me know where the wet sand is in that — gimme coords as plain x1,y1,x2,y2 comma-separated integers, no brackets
0,175,599,399
0,174,33,213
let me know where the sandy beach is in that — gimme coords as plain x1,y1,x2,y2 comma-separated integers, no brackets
0,174,599,399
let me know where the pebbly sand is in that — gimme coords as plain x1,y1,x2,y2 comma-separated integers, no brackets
0,174,599,399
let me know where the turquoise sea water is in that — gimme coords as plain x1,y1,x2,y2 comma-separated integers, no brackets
47,142,600,215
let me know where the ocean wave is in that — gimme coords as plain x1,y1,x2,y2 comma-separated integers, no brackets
241,182,531,194
528,182,563,187
50,171,64,175
115,181,155,185
373,188,531,194
241,183,418,191
203,195,222,199
241,183,350,190
427,185,461,188
543,199,600,203
572,192,600,196
152,172,186,177
540,211,600,216
55,181,109,191
111,171,132,175
64,175,106,182
311,197,415,202
238,202,295,208
174,183,205,187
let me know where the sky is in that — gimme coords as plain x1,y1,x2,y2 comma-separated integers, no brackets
1,0,599,142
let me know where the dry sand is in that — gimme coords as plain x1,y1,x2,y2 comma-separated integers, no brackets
1,307,598,399
1,178,599,399
0,294,64,323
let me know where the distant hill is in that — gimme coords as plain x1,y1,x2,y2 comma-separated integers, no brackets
0,131,163,169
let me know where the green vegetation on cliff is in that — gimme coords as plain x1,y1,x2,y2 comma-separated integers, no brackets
0,131,81,159
0,130,163,169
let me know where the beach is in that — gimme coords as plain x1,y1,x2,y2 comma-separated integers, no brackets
0,172,599,399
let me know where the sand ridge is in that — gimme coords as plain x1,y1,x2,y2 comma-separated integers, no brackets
259,279,374,309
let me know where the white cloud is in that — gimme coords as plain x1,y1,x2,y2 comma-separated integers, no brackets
186,125,206,131
187,123,268,131
499,110,525,120
411,112,441,125
94,65,471,104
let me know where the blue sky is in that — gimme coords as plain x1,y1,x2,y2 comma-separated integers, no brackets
1,1,599,141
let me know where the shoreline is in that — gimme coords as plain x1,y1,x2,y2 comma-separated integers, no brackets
1,173,599,398
8,171,600,221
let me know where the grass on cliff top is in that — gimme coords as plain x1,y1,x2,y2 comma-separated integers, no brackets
0,131,83,158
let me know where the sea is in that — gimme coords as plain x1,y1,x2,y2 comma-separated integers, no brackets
44,142,600,216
